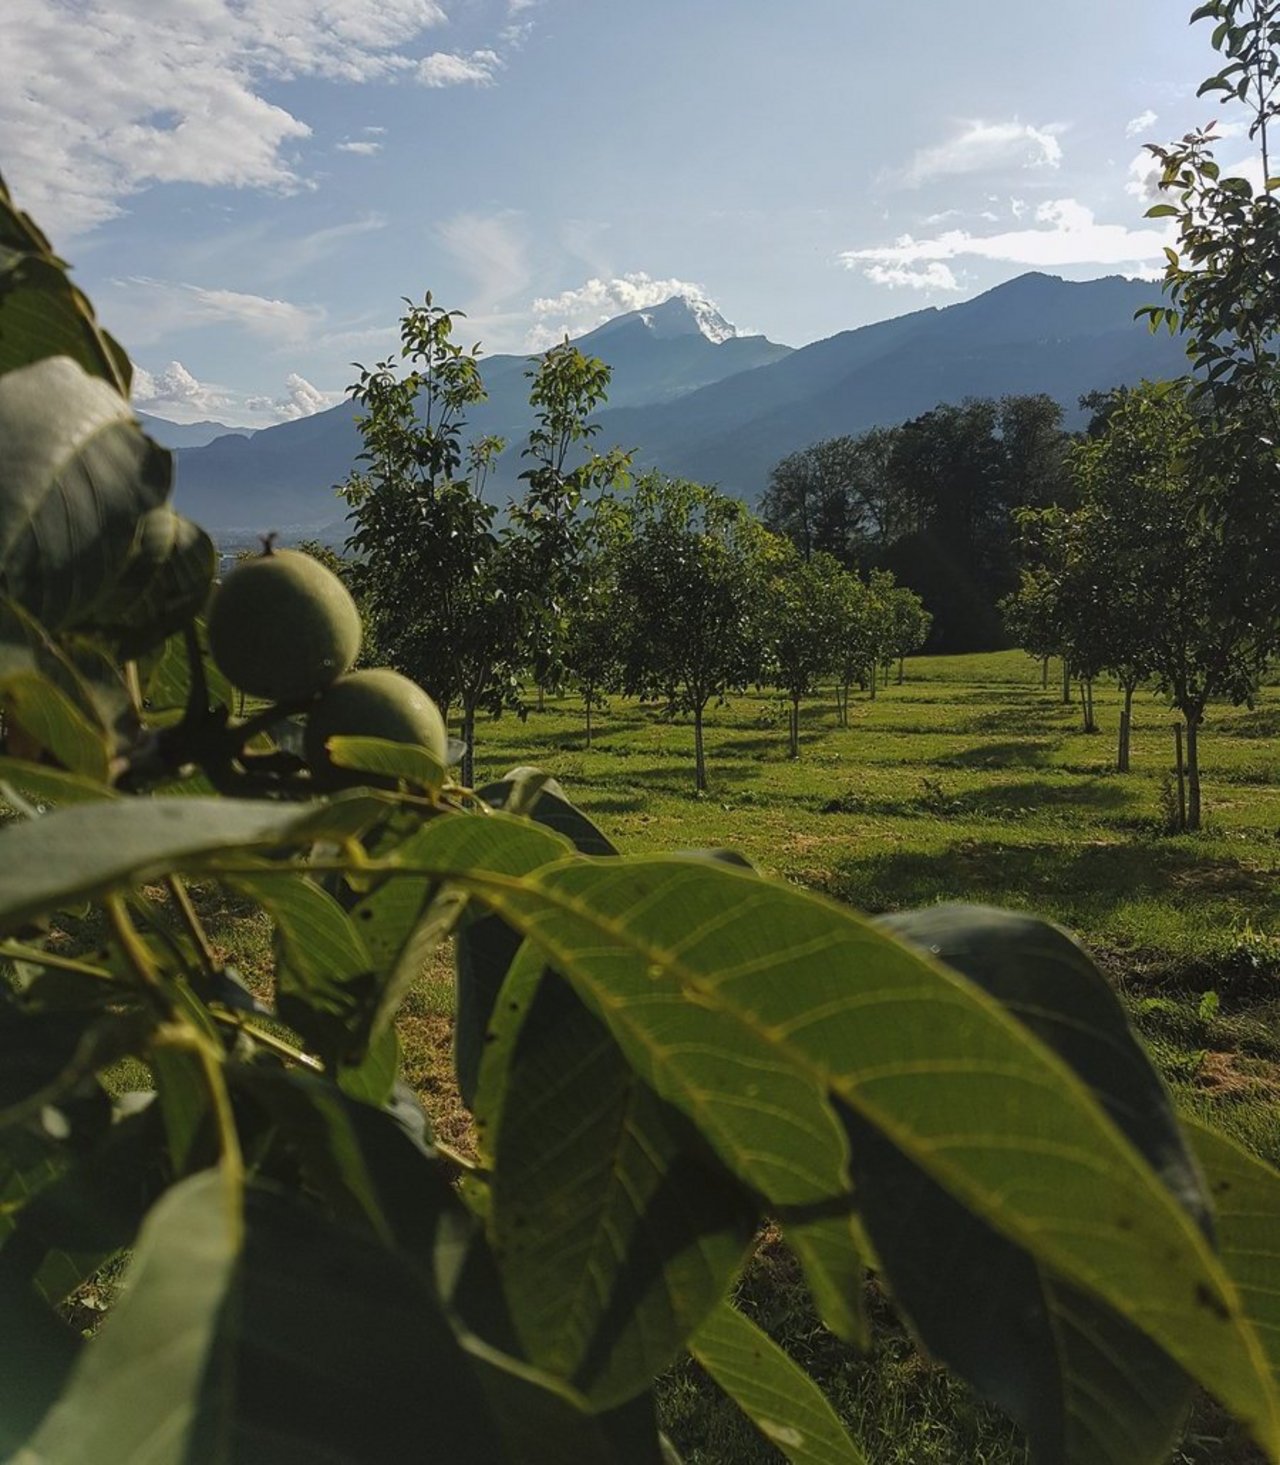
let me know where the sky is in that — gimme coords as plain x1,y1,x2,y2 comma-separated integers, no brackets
0,0,1260,426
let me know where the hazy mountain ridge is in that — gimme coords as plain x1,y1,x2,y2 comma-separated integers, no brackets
172,275,1191,535
136,412,255,450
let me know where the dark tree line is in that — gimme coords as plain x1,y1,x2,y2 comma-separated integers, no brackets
760,394,1071,651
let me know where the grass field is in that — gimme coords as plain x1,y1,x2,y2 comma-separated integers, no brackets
91,649,1278,1463
425,648,1277,1464
462,650,1280,1161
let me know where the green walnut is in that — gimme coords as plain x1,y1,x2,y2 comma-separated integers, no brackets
304,669,448,788
207,544,361,703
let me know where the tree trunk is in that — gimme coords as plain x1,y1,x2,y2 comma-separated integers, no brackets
693,703,707,793
462,703,476,789
1061,659,1072,705
839,682,850,729
1117,683,1134,772
789,696,800,759
1186,713,1202,832
897,654,905,685
868,669,877,701
1079,678,1096,734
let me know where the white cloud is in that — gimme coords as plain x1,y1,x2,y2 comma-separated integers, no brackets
901,121,1063,187
337,140,382,155
527,273,718,348
418,50,502,87
0,0,478,240
132,359,236,419
245,372,343,421
862,262,962,292
134,359,341,425
108,277,323,347
1126,109,1159,138
840,198,1175,276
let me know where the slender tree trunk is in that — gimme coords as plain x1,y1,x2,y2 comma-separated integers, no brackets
462,703,476,789
1186,713,1202,832
693,702,707,793
897,654,905,685
1079,679,1096,734
1174,723,1187,833
789,695,800,759
869,667,878,701
1041,656,1049,691
1118,682,1134,772
1061,659,1072,705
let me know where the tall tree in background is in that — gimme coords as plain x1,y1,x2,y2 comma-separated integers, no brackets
762,396,1072,653
998,393,1072,511
510,340,631,703
339,296,519,786
760,439,857,562
881,399,1009,648
613,475,768,791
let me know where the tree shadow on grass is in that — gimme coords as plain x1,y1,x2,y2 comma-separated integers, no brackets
577,760,764,797
577,794,647,816
969,701,1078,737
815,775,1136,822
957,778,1137,817
824,838,1280,932
931,741,1059,771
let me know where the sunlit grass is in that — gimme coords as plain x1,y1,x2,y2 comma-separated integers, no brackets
193,651,1279,1463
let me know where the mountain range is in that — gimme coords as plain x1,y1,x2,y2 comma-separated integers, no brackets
135,413,254,451
167,273,1192,538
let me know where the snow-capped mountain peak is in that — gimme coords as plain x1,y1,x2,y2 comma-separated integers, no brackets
585,294,740,346
637,295,739,343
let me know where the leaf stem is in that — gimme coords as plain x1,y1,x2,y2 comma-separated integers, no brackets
209,1009,322,1071
107,896,245,1202
165,875,219,974
0,942,113,981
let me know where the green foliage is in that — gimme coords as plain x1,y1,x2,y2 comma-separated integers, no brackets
1005,382,1278,824
511,340,632,700
763,549,847,757
339,295,520,783
611,475,773,791
1140,2,1280,656
1,181,1279,1465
